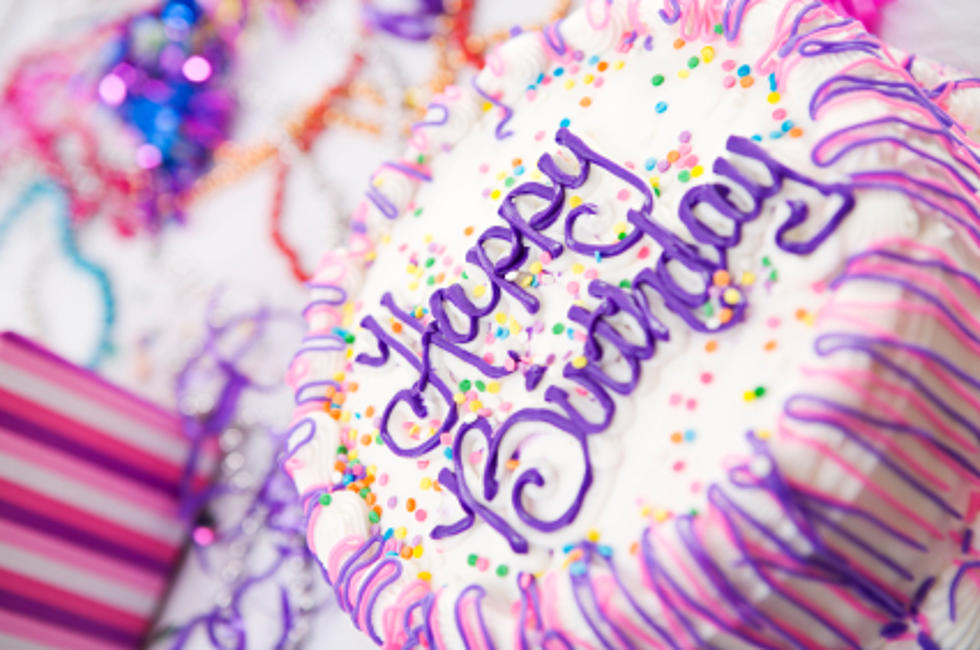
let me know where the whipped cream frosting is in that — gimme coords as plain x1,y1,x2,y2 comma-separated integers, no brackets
283,1,980,647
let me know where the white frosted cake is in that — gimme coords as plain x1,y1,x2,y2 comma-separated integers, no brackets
283,1,980,647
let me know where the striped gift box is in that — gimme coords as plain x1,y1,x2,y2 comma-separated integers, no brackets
0,332,215,649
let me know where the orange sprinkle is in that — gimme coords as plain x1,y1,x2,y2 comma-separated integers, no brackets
670,431,683,443
432,480,442,492
739,76,754,88
579,97,592,107
366,493,377,506
325,385,336,398
333,393,346,405
719,308,734,324
372,505,382,517
789,127,804,138
712,269,730,286
464,226,475,236
666,150,680,163
569,548,584,562
346,382,359,392
512,158,522,167
705,340,718,353
764,340,778,351
673,38,685,49
400,546,414,559
365,406,375,417
334,461,346,472
361,434,373,445
329,409,342,420
406,498,416,512
364,475,375,485
347,483,359,492
391,322,403,333
629,541,639,555
597,61,609,71
505,459,520,470
795,308,808,320
435,272,445,283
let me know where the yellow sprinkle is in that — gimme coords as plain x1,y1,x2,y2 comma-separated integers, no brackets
420,477,433,490
520,275,533,288
571,263,585,275
648,176,660,187
490,189,501,200
757,429,772,440
571,356,588,369
653,508,670,522
345,348,354,359
584,73,595,84
368,465,377,475
743,391,756,402
614,60,625,69
569,195,583,208
473,284,487,298
409,424,420,436
348,449,358,460
531,170,544,181
481,101,493,112
678,69,690,79
691,165,704,178
395,526,407,539
408,280,420,291
741,271,756,285
341,411,352,423
406,264,418,274
380,234,391,245
529,261,543,275
564,79,575,90
640,505,652,517
701,46,715,62
723,288,742,304
413,545,424,558
487,381,501,394
469,400,483,412
453,392,466,404
424,233,433,243
614,221,627,234
767,91,781,104
496,171,507,181
418,571,432,581
364,251,377,262
348,430,357,442
495,312,508,324
509,322,522,335
372,177,384,188
586,529,600,543
803,313,816,327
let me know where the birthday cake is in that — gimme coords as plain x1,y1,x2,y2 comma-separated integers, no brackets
283,1,980,647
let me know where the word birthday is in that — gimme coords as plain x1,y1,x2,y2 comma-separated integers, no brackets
355,127,856,552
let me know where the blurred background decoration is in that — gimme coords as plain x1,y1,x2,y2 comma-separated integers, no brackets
0,0,978,647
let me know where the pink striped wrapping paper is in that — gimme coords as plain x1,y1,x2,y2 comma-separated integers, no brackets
0,332,217,649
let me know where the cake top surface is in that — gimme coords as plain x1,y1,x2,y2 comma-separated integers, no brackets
283,1,980,647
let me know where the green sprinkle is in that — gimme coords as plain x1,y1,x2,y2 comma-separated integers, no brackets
618,279,631,289
344,333,355,344
461,271,469,280
368,510,380,523
359,487,369,498
459,379,472,391
416,154,425,164
653,186,661,197
651,74,665,86
475,380,486,392
375,435,383,445
504,177,516,187
714,23,724,34
427,276,436,285
337,445,348,454
687,56,699,69
690,507,701,516
754,386,766,397
552,323,565,335
769,269,779,282
761,256,771,267
617,232,627,240
467,554,478,566
496,565,509,577
425,257,435,267
319,493,332,506
413,208,423,217
703,302,715,316
678,170,691,182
